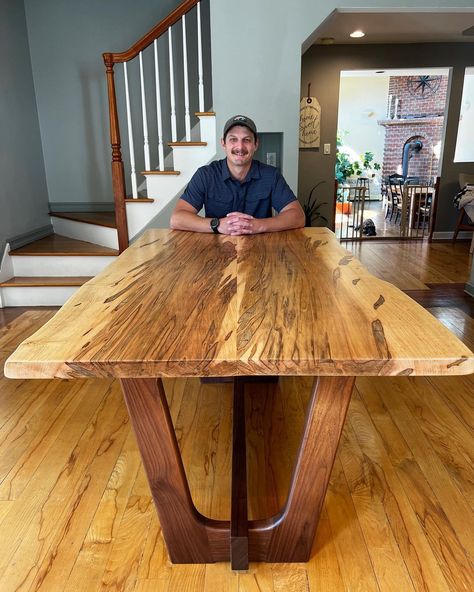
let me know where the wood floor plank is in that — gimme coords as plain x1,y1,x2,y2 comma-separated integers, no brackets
426,375,474,432
203,562,239,592
338,411,415,592
64,430,142,592
271,563,310,591
395,376,473,509
307,517,346,591
237,564,274,592
1,382,128,592
99,466,155,591
376,378,473,560
347,387,450,592
325,456,380,592
0,379,86,500
166,564,206,592
186,380,226,519
356,376,473,591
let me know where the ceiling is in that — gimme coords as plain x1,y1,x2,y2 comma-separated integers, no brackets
309,9,474,48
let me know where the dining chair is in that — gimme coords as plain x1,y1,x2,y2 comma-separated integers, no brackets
387,175,404,223
402,183,435,238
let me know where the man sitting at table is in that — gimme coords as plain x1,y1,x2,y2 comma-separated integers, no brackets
170,115,305,235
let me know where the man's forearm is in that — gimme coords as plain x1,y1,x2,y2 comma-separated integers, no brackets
170,210,213,232
256,207,305,233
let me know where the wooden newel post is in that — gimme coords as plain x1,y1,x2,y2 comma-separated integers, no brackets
103,53,129,253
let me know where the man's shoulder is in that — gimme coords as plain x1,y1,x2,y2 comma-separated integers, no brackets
196,159,225,175
253,160,282,180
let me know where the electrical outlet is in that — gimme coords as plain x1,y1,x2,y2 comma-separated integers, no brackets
323,143,331,155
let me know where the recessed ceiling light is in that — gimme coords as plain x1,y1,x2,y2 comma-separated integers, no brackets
350,30,365,38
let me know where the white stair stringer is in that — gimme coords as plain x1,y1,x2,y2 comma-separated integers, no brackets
51,217,119,250
127,114,216,240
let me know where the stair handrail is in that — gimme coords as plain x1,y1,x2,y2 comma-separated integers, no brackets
102,0,201,252
104,0,199,64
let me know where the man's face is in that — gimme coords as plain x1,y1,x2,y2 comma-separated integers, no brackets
221,126,258,168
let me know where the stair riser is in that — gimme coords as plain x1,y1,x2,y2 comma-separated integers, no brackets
12,256,116,277
198,115,216,144
0,286,79,307
171,144,216,175
51,217,119,249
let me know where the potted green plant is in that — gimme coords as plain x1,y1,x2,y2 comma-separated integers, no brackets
301,181,328,227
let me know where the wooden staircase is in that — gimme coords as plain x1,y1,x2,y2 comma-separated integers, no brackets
0,1,216,308
0,233,118,307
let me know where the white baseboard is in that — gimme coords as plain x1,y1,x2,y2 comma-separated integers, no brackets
431,230,473,240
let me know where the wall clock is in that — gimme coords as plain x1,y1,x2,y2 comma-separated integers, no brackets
407,75,442,99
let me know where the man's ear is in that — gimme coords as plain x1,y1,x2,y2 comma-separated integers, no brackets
220,137,225,149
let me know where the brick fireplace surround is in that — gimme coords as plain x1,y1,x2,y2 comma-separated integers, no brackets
379,76,449,182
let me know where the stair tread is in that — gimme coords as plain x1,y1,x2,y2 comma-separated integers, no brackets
0,276,93,287
141,170,181,175
196,111,215,116
125,198,155,202
168,141,207,147
50,211,117,228
9,235,119,256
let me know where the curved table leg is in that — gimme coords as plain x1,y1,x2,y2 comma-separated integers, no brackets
120,375,355,565
248,375,355,562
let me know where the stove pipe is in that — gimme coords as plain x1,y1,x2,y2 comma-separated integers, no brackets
402,140,423,178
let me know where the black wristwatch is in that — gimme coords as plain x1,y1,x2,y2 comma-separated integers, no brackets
210,217,220,234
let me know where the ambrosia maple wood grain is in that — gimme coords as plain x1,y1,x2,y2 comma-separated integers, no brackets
4,228,474,379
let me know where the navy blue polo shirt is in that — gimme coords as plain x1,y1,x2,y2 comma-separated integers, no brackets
181,159,296,218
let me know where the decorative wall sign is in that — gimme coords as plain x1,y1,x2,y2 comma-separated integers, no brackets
299,94,321,149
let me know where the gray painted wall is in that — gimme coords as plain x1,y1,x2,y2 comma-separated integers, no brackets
210,0,474,194
0,0,50,253
298,43,474,233
24,0,212,206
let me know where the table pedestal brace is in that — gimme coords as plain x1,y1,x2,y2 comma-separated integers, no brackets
120,375,355,567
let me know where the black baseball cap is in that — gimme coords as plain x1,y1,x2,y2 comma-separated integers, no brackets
223,115,257,139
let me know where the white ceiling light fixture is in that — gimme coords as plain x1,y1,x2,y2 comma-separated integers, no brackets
350,30,365,38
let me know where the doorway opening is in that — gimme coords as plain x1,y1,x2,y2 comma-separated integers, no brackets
335,67,450,240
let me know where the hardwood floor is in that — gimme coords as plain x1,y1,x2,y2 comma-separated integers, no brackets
0,240,472,591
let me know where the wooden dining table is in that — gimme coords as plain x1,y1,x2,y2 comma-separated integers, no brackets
4,228,473,570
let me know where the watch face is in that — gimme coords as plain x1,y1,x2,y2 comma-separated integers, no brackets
407,75,441,99
210,217,219,232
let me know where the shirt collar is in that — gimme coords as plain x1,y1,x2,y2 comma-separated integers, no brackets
221,159,261,182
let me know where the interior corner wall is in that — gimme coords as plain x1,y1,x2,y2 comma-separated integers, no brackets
23,0,206,207
0,0,50,252
299,43,474,232
210,0,474,200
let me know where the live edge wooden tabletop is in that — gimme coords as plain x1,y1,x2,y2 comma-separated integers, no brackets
4,228,474,380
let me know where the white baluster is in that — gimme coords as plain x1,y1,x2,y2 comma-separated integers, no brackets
139,52,151,171
197,1,204,112
168,27,177,142
182,14,191,141
154,40,165,171
123,62,138,199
